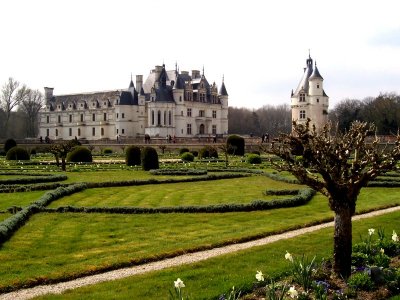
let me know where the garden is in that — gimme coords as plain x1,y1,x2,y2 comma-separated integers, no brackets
0,132,399,299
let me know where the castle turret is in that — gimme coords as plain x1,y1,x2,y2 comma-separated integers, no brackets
291,54,329,131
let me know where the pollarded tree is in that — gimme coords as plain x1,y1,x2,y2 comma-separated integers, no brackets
268,119,400,278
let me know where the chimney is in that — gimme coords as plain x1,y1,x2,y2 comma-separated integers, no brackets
191,70,200,79
44,87,54,101
136,75,143,94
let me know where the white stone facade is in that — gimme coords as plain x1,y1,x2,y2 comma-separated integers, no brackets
291,55,329,131
38,64,229,140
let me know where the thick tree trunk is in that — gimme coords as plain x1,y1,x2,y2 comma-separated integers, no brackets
333,207,353,279
61,157,66,171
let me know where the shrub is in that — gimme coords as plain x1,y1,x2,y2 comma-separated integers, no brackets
141,146,159,171
30,148,37,155
347,271,374,291
125,146,141,166
103,148,113,154
191,150,198,157
0,149,6,156
181,152,194,162
4,138,17,153
179,148,190,155
227,135,245,156
66,146,93,163
6,146,30,160
247,153,261,164
199,146,218,159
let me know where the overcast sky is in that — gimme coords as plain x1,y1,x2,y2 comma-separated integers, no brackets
1,0,400,109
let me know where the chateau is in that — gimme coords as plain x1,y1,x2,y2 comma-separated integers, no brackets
291,54,329,130
38,64,229,141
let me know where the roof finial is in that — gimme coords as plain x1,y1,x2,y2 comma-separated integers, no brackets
202,65,204,76
131,73,132,81
222,74,225,82
175,61,178,72
308,49,311,58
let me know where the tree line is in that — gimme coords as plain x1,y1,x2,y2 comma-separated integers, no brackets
0,77,44,138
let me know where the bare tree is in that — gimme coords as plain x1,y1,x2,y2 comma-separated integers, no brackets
19,89,44,137
0,78,29,137
267,119,400,278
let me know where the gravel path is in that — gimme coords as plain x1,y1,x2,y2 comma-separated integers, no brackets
1,206,399,300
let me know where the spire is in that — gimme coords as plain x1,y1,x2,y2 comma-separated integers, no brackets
310,61,324,80
129,73,134,89
219,75,228,96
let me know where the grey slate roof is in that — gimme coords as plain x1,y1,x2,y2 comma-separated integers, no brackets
219,81,228,96
309,64,324,80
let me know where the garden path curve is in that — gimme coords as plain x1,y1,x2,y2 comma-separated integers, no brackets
1,206,399,300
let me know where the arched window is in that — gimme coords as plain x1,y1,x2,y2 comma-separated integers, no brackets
168,111,172,125
157,110,161,126
151,110,155,125
164,111,166,125
199,124,205,134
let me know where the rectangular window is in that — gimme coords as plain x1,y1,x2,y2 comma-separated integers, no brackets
78,128,81,136
92,113,95,121
122,129,125,134
104,113,107,121
300,110,306,119
122,113,125,119
186,124,192,135
117,113,119,119
212,110,217,118
46,116,49,123
69,115,72,123
55,129,58,137
212,125,217,134
187,108,192,117
199,110,205,117
46,128,49,137
80,114,84,122
69,128,72,136
58,115,61,123
299,93,306,102
101,128,104,136
92,127,95,136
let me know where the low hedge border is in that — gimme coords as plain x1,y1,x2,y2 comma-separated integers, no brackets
149,169,207,176
41,188,316,214
367,181,400,187
85,173,251,189
0,183,87,245
264,172,301,184
0,182,70,193
0,174,67,185
264,189,300,196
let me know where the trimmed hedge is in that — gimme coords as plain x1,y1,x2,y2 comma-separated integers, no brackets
0,182,68,193
264,189,301,196
42,188,315,214
4,139,17,153
181,152,195,162
227,134,245,156
6,146,30,161
67,146,93,163
149,169,207,176
0,174,67,185
199,146,218,159
179,148,190,155
247,154,262,164
125,146,141,166
264,172,300,184
141,146,159,171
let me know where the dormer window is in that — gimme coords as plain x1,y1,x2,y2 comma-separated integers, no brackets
299,93,306,102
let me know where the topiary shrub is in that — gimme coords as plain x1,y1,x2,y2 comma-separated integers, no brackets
125,146,141,166
141,146,159,171
4,139,17,153
67,146,92,163
247,153,262,164
227,134,245,156
199,146,218,159
181,152,194,162
103,148,113,154
6,146,30,160
179,147,190,155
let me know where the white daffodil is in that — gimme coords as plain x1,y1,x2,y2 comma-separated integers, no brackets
174,278,185,288
285,251,293,262
255,270,264,282
380,248,385,254
288,286,298,298
368,228,375,236
392,230,399,242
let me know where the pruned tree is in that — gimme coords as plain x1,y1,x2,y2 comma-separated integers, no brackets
48,139,81,171
267,119,400,278
0,78,29,137
19,89,44,137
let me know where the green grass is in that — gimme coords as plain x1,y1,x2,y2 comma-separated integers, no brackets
48,176,300,208
0,191,47,210
34,211,400,300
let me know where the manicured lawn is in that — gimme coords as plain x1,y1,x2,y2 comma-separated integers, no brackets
48,176,300,208
0,191,46,210
34,211,400,300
